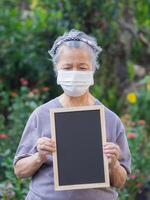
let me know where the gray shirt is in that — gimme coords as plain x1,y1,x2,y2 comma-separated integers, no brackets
13,97,131,200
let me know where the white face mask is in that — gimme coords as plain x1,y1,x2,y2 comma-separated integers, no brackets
57,70,94,97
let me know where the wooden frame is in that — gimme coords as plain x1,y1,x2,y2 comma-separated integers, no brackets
50,105,110,191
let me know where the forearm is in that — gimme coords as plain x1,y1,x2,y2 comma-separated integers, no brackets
14,152,46,178
109,160,127,188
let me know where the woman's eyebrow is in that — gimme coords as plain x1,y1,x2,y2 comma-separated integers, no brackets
62,63,73,67
78,63,89,67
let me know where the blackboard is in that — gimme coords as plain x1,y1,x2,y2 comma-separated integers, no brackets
50,105,110,191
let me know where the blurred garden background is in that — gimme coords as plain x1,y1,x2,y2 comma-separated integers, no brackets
0,0,150,199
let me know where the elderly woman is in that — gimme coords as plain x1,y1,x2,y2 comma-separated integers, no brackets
13,29,131,200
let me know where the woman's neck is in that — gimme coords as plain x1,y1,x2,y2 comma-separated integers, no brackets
58,92,96,107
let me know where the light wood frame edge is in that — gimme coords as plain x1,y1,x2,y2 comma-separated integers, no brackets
50,109,59,189
49,105,110,191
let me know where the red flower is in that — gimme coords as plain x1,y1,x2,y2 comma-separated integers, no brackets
31,89,39,94
0,134,9,139
136,182,143,188
129,175,136,180
20,78,29,86
42,86,49,92
127,133,137,139
137,120,145,126
10,92,17,97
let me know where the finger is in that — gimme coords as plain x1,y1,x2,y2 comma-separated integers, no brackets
104,152,119,161
108,157,112,164
50,138,56,143
104,149,119,158
39,149,55,156
50,141,56,147
37,139,56,147
40,149,55,156
104,144,120,157
42,140,56,147
104,151,117,160
104,146,119,153
39,149,50,155
37,144,56,152
104,144,119,151
105,153,117,164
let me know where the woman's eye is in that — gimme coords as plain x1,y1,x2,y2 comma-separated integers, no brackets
63,67,72,70
79,67,88,70
79,64,89,70
62,64,72,70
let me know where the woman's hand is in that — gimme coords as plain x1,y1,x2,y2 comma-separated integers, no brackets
104,142,120,168
36,137,56,162
104,142,127,188
14,137,56,178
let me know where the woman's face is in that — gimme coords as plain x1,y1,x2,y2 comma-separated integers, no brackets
56,46,92,71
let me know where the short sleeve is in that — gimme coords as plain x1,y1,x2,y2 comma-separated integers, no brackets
116,118,131,174
13,111,39,166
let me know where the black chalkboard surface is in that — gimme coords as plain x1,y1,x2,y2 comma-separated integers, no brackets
50,105,110,191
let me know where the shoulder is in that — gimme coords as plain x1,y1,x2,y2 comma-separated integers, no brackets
26,98,59,124
32,97,59,115
96,98,121,125
104,106,122,125
95,99,125,140
104,106,125,140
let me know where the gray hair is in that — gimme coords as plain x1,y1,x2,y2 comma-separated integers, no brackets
48,29,102,71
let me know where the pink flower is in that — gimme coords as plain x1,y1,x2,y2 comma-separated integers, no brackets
129,122,136,127
127,133,137,139
137,120,146,126
20,78,29,86
136,182,143,188
31,89,39,94
41,86,49,92
0,134,9,139
129,175,136,180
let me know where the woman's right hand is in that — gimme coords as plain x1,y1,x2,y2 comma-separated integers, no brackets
36,137,56,162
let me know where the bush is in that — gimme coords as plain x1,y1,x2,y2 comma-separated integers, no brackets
118,77,150,200
127,75,150,132
0,0,149,112
119,115,150,200
0,79,50,199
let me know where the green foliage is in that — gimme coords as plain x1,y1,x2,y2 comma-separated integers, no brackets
0,150,29,200
0,0,60,95
118,77,150,200
0,81,50,199
0,0,149,108
91,84,123,114
127,76,150,132
127,61,135,81
118,116,150,200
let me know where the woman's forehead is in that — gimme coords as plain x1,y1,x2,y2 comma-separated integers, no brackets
58,46,92,62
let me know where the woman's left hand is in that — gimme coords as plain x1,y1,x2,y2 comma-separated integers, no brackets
104,142,120,168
